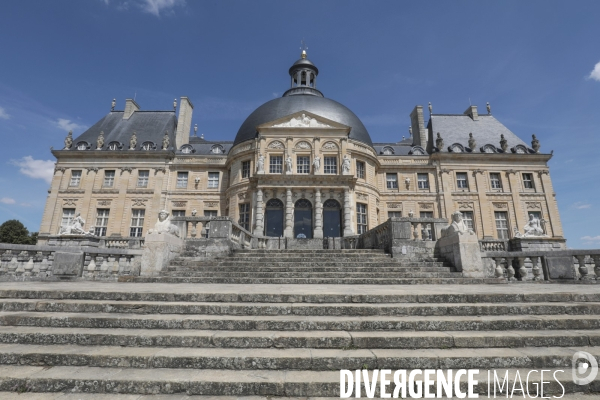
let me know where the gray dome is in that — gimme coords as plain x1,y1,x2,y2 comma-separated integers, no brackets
233,95,373,147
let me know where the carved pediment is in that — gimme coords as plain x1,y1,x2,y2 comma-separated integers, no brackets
258,111,350,130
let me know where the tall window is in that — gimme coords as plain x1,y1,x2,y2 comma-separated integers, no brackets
176,172,188,188
242,161,250,179
204,210,218,217
270,156,282,174
356,161,365,179
522,173,534,189
61,208,75,229
357,203,368,234
420,211,433,218
297,156,310,174
69,170,82,187
137,170,149,188
490,173,502,189
324,156,337,174
388,211,402,219
495,211,509,239
417,173,429,189
103,170,115,187
386,173,398,189
462,211,475,232
208,172,219,188
130,209,145,237
456,172,468,189
95,209,109,236
239,203,250,230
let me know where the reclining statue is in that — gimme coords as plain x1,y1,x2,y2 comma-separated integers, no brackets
148,210,180,237
59,213,95,236
514,213,546,238
441,211,475,238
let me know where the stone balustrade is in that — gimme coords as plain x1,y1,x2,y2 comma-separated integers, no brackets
480,239,508,252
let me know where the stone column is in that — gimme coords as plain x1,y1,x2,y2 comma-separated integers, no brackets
314,189,323,238
343,188,353,236
255,188,264,236
284,188,294,238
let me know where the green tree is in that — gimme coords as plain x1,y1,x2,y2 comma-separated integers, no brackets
0,220,38,245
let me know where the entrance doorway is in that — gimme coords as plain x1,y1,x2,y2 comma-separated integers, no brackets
294,199,313,238
265,198,284,237
323,199,342,237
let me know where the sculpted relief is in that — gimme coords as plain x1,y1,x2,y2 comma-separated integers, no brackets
272,113,332,128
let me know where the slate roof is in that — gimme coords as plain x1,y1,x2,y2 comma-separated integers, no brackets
428,114,531,153
72,111,177,151
179,137,234,155
373,138,414,156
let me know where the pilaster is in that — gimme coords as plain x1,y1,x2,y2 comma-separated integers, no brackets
343,188,353,236
255,188,264,236
314,188,323,238
284,188,293,238
538,170,563,238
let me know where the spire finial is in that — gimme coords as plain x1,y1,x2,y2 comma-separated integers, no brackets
486,102,491,114
194,124,198,136
173,99,177,111
111,98,116,111
428,102,432,115
300,39,308,59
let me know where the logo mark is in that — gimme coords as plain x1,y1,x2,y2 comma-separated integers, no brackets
572,351,598,385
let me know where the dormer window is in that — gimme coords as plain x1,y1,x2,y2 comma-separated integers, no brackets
76,142,89,151
107,141,122,151
382,147,394,155
410,146,426,155
211,145,224,154
180,144,194,154
141,141,156,151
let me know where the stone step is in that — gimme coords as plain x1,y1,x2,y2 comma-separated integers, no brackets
219,253,394,259
233,249,387,253
0,326,597,349
169,261,444,268
2,311,599,331
0,366,591,396
0,343,597,370
166,266,454,273
160,272,460,279
4,299,598,316
2,287,593,304
128,276,501,284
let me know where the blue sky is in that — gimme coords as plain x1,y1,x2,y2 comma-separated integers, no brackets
0,1,599,248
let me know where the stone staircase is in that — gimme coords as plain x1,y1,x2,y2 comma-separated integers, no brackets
0,282,598,397
134,248,500,284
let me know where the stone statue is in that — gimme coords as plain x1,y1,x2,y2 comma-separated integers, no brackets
486,102,491,114
421,224,431,241
285,155,293,173
435,132,444,151
64,130,73,150
59,213,93,236
191,209,197,216
129,132,137,150
441,211,474,238
428,102,432,114
499,134,508,152
96,131,104,150
342,155,351,174
312,156,320,173
522,213,545,237
531,134,540,153
408,210,414,218
257,154,265,173
468,133,476,150
409,126,412,137
111,98,116,111
148,210,180,237
162,132,170,150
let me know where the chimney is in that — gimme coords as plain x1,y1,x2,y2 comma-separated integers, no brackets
175,97,194,149
464,105,478,121
123,99,140,120
410,105,427,148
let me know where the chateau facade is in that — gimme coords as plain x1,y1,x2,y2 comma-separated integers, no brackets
39,51,563,243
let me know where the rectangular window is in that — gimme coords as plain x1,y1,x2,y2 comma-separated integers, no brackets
61,208,75,229
420,211,433,219
297,156,310,174
417,173,429,189
242,161,250,179
495,211,509,239
522,173,534,189
69,170,81,187
204,210,218,218
95,209,109,236
171,210,185,217
388,211,402,219
462,211,475,232
208,172,219,188
456,172,468,189
129,209,145,237
357,203,368,234
356,161,365,179
176,172,188,188
386,173,398,189
239,203,250,230
490,173,502,189
324,157,337,174
269,156,283,174
103,170,115,187
137,170,149,188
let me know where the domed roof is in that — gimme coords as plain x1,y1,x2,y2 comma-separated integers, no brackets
233,53,373,148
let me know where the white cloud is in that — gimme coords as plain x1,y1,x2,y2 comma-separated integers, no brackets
0,197,16,205
0,107,10,120
140,0,185,16
572,202,592,209
581,235,600,245
10,156,55,184
55,118,86,133
588,61,600,82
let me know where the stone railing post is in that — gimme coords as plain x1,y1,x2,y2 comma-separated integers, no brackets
494,257,504,278
516,257,528,281
576,255,593,280
592,255,600,281
531,257,543,281
506,257,517,281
